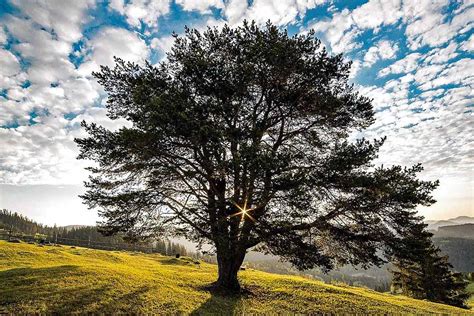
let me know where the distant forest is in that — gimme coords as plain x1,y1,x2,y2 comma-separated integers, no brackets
433,236,474,273
0,209,190,257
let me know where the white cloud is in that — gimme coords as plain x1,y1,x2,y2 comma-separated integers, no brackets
418,57,474,91
412,63,446,89
78,27,150,76
363,40,398,67
0,28,7,45
0,11,103,127
0,106,130,185
423,41,458,64
378,53,421,77
9,0,95,43
310,8,355,53
5,17,71,58
150,36,175,54
460,34,474,51
296,0,327,15
0,48,21,77
176,0,224,13
225,0,326,27
378,39,471,93
109,0,170,28
0,3,152,188
0,96,31,126
403,1,473,49
359,81,473,184
0,3,113,187
224,0,249,25
402,0,448,49
309,0,472,54
310,0,402,53
0,25,140,186
0,117,85,184
4,16,77,85
349,59,362,79
246,0,299,25
351,0,402,30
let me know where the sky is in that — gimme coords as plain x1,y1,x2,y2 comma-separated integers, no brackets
0,0,472,226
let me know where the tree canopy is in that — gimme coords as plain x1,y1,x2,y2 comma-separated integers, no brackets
76,21,438,291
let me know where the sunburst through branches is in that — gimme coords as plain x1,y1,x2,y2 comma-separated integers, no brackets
231,198,255,222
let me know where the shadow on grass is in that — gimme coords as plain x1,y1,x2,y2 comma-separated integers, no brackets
160,257,198,266
0,265,110,313
190,284,254,316
191,293,243,316
93,285,150,313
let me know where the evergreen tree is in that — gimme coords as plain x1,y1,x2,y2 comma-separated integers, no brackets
76,22,438,292
390,221,469,308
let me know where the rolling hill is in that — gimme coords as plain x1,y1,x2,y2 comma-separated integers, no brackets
0,241,471,314
437,224,474,239
426,216,474,231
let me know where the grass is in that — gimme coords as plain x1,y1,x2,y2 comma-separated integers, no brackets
467,281,474,309
0,241,472,314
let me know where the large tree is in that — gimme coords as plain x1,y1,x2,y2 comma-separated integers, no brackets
76,22,438,292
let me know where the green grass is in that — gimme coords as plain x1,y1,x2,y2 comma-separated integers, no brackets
466,281,474,309
0,241,472,314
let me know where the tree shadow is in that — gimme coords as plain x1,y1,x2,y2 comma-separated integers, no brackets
191,293,244,316
0,265,110,313
190,284,255,316
160,258,192,265
92,285,150,313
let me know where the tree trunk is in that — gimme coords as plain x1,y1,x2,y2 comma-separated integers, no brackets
214,250,246,293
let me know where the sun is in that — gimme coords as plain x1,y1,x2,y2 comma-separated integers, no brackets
231,198,255,222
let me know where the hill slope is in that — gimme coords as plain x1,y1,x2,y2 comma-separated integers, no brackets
0,241,471,314
426,216,474,231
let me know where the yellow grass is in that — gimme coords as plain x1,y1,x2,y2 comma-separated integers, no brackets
0,240,472,314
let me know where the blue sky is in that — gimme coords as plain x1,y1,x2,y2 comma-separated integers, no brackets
0,0,472,225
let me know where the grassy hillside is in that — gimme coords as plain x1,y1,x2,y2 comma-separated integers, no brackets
0,241,471,314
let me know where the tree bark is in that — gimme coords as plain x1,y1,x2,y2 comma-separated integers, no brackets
214,249,246,293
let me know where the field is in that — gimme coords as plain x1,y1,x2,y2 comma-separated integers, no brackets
0,240,472,314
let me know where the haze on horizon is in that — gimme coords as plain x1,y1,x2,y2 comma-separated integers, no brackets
0,0,473,227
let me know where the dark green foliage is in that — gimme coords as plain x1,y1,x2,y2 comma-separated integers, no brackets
76,22,438,291
390,222,469,308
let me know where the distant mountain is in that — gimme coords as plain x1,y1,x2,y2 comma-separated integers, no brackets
450,216,474,224
436,224,474,239
427,220,459,230
425,216,474,231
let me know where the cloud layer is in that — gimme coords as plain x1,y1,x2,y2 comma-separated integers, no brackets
0,0,472,221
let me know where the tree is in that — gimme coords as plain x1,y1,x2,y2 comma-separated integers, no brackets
76,21,438,292
390,221,469,308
